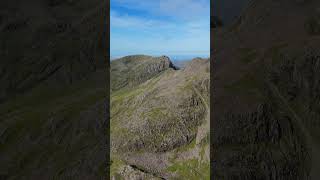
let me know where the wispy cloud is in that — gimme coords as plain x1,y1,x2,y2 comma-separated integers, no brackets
111,0,209,20
158,0,209,20
110,10,178,31
110,0,210,57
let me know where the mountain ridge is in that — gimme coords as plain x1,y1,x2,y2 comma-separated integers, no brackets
111,54,210,179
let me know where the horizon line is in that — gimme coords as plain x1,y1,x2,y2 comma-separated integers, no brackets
110,54,210,60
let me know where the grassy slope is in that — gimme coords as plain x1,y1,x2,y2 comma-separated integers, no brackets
110,57,210,179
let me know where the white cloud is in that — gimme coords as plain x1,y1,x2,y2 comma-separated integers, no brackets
159,0,209,20
111,0,209,20
110,0,210,57
110,11,154,29
110,10,180,32
111,10,208,33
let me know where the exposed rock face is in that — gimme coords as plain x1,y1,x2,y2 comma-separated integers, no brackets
0,0,108,179
213,0,320,179
114,165,162,180
111,56,210,179
111,55,177,92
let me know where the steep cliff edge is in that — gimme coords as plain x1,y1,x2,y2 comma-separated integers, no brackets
111,55,177,92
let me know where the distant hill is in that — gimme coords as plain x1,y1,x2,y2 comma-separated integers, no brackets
171,59,191,69
111,55,177,92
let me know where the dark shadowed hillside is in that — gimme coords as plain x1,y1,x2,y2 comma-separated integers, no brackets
213,0,320,179
213,0,250,24
0,0,108,179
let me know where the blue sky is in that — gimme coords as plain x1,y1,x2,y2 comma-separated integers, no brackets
110,0,210,60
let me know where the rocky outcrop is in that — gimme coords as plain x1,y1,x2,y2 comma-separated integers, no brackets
113,165,162,180
111,64,206,153
111,56,210,179
111,55,177,92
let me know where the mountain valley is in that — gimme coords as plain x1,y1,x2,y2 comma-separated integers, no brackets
110,55,210,179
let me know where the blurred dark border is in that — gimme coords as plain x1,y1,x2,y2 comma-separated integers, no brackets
210,0,214,179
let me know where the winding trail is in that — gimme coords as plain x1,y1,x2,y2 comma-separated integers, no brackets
268,82,320,179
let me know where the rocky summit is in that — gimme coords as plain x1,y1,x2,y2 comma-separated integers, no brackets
110,55,210,179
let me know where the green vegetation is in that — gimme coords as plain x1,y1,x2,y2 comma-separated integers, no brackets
110,56,210,179
111,55,172,92
144,107,168,119
174,139,196,153
167,158,210,180
110,156,126,178
199,133,210,146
